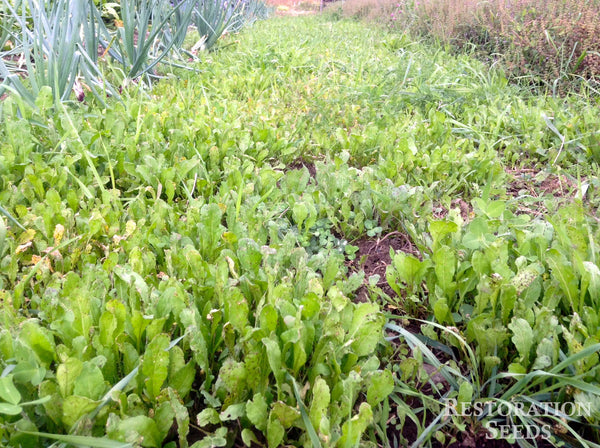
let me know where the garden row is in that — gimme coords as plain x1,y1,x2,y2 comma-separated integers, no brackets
0,0,268,109
1,14,600,448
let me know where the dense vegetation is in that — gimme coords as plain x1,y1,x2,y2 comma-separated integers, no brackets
327,0,600,93
1,7,600,448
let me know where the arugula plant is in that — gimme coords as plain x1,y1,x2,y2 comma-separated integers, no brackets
386,320,600,448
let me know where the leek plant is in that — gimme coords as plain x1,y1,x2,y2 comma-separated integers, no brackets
193,0,246,50
0,0,269,107
0,0,118,107
94,0,195,83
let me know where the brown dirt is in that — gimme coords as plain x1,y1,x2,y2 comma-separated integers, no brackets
265,0,321,15
286,157,317,178
506,168,577,199
446,430,557,448
392,402,560,448
347,230,420,302
433,198,473,221
506,167,579,217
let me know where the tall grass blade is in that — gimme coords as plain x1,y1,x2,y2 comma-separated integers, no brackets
0,205,27,231
20,432,132,447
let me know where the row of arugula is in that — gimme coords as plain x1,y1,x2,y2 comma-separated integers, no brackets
2,16,600,448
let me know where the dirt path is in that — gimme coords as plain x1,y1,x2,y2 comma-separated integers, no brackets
265,0,321,16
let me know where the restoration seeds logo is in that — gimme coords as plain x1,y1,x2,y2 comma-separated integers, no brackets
443,398,593,441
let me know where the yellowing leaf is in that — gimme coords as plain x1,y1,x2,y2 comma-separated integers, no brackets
53,224,65,245
30,255,52,271
16,241,33,254
17,228,36,245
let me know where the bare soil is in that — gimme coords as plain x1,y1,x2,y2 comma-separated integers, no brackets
286,157,317,178
347,230,420,302
265,0,321,15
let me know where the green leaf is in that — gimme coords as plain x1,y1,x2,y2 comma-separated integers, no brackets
429,221,458,249
309,378,330,432
142,334,170,401
462,217,493,250
433,298,453,325
39,380,62,425
220,403,246,421
189,427,227,448
267,414,285,448
366,370,393,407
262,337,284,391
0,375,21,405
62,395,99,428
199,203,224,259
322,257,339,291
224,288,249,332
349,303,385,357
546,249,578,309
99,300,127,348
532,338,554,370
12,361,46,386
115,415,161,448
0,402,22,415
73,362,105,400
170,360,196,398
241,429,259,447
474,199,505,218
182,310,210,375
292,202,308,231
508,318,534,367
155,399,176,441
457,381,473,411
114,266,149,301
259,305,278,333
486,201,505,218
57,358,84,398
432,245,456,295
197,408,220,427
246,393,268,431
71,294,93,340
500,286,517,324
237,238,262,275
390,251,427,291
218,358,247,393
19,321,56,367
337,402,373,448
582,261,600,303
271,401,300,428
